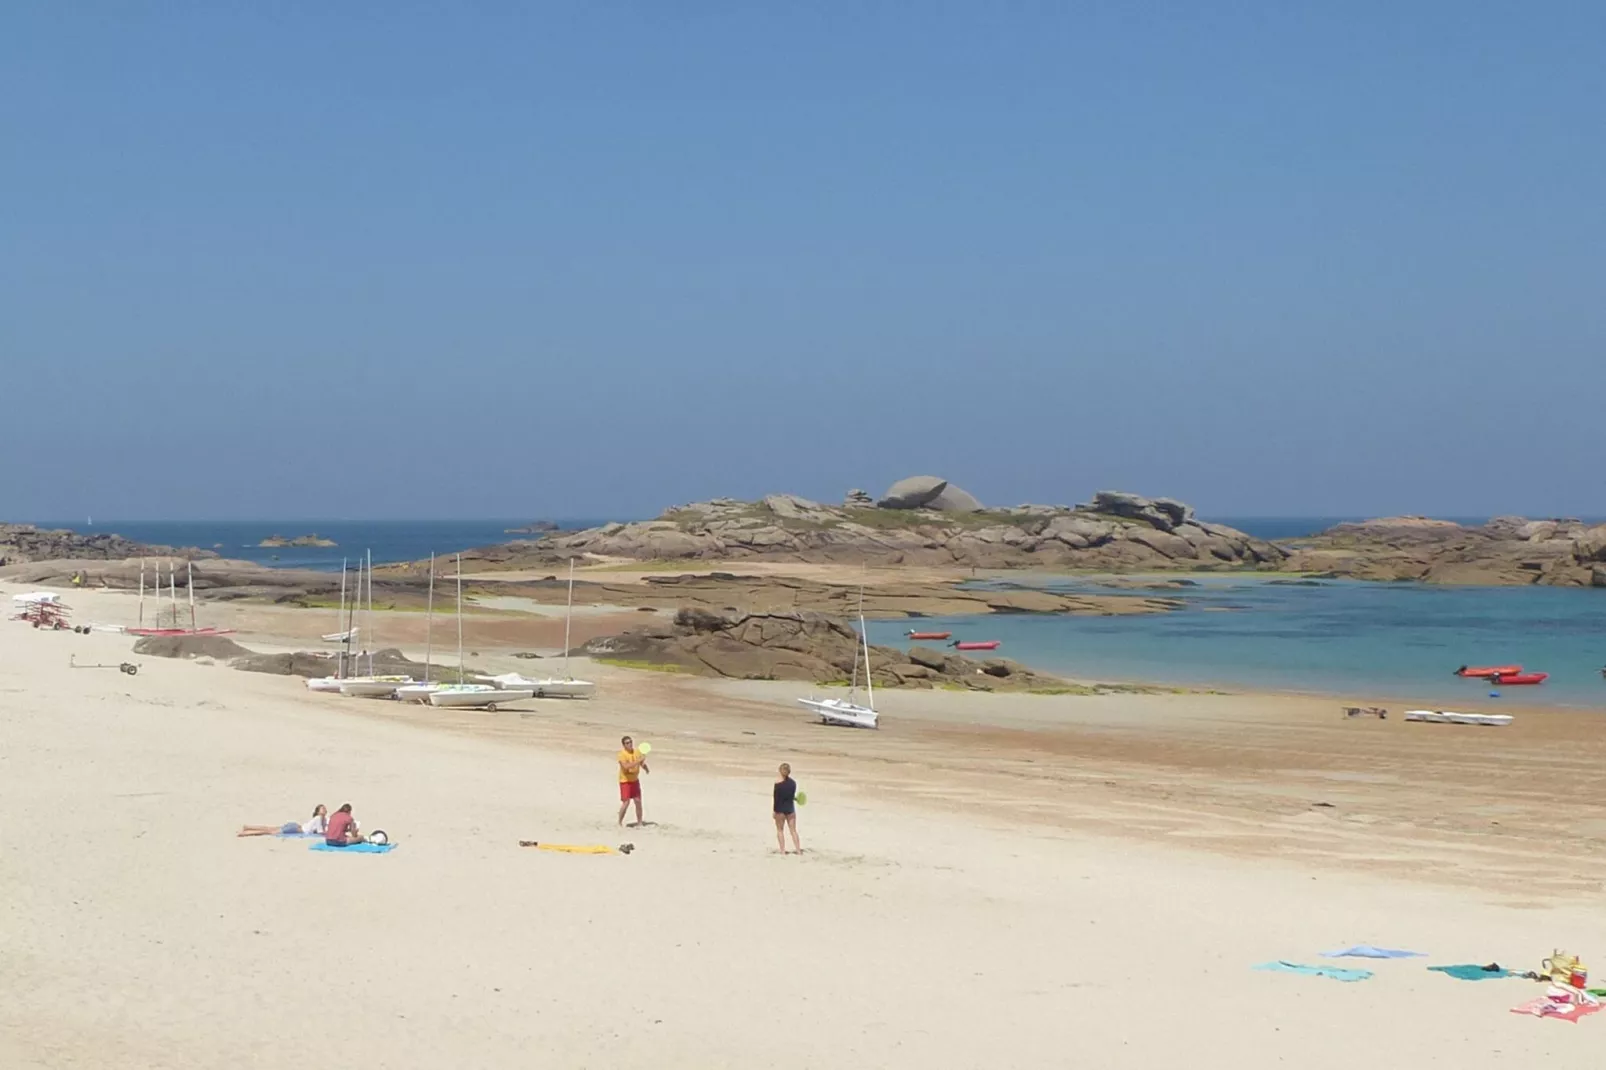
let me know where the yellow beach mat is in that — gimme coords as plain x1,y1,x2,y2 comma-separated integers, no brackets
518,841,634,855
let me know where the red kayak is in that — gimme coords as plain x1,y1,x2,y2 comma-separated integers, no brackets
1455,664,1522,679
952,640,1001,651
906,630,952,641
1491,672,1548,685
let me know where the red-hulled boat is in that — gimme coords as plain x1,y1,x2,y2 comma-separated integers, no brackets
906,630,951,641
1491,672,1548,686
1455,664,1522,679
952,640,1001,651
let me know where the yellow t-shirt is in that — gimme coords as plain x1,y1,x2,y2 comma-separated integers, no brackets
618,749,642,783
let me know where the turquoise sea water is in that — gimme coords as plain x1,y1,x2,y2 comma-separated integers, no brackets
865,576,1606,709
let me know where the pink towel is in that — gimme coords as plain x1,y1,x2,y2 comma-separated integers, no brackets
1510,997,1604,1023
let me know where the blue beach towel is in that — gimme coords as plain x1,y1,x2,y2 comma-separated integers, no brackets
1321,945,1425,959
1254,961,1374,982
310,841,396,854
1429,964,1512,981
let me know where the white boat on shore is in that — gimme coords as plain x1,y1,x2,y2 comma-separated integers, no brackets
306,676,344,693
1405,709,1513,727
796,584,878,729
490,673,596,699
338,676,412,699
427,685,535,710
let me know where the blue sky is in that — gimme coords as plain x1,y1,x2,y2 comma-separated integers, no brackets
4,4,1602,521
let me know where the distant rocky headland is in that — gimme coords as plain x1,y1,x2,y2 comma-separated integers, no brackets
0,524,216,567
258,534,337,548
460,481,1286,573
1284,515,1606,587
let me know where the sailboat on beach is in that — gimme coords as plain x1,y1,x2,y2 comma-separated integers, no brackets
396,554,447,703
491,558,596,699
429,553,535,709
337,550,417,698
796,586,879,729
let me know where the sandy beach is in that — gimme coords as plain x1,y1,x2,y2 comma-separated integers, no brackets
6,584,1606,1068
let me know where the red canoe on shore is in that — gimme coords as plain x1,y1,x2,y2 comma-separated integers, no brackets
1491,672,1548,686
952,640,1001,651
1455,665,1522,679
906,631,952,641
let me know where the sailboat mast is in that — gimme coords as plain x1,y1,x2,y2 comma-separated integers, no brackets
338,558,350,679
424,553,435,684
455,552,464,683
138,559,145,628
563,558,574,678
187,560,196,631
169,562,178,629
858,583,873,709
366,550,375,677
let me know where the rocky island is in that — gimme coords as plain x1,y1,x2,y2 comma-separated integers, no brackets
1284,515,1606,587
459,480,1286,573
0,523,215,566
258,534,337,548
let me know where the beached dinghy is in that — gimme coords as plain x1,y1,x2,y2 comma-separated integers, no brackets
952,640,1001,651
797,586,878,729
338,675,414,699
1455,664,1522,678
906,630,952,640
427,684,535,710
1490,672,1548,685
488,561,597,700
1405,709,1513,727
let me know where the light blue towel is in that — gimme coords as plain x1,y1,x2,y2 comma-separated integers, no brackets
1321,945,1424,959
1254,961,1373,982
1428,964,1511,981
309,841,396,854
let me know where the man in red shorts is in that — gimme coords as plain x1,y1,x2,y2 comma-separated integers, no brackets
616,734,649,827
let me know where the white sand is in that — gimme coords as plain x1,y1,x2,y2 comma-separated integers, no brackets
4,589,1605,1067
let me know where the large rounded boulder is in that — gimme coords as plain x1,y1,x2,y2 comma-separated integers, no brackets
877,476,983,512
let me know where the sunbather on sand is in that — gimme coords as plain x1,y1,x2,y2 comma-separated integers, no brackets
238,804,327,838
324,803,366,846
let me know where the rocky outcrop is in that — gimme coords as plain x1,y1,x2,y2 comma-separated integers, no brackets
504,520,561,534
842,489,874,508
259,534,337,548
0,524,215,566
1282,517,1606,586
576,608,1063,690
455,492,1284,573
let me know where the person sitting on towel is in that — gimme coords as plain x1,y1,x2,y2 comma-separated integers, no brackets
238,804,327,838
325,803,366,847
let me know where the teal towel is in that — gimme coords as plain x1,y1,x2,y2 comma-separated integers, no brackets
1254,961,1373,982
1429,964,1511,981
310,841,396,854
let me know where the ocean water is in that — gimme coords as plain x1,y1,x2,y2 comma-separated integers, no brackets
865,575,1606,709
33,519,620,571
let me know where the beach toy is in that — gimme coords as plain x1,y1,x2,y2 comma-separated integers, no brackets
368,829,389,845
638,742,652,755
795,791,808,806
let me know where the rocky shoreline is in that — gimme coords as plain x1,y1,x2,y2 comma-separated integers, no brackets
0,524,217,567
1284,515,1606,587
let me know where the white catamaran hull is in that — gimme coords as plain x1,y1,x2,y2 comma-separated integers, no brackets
306,677,344,693
427,687,535,709
338,677,414,699
491,673,595,699
797,697,879,729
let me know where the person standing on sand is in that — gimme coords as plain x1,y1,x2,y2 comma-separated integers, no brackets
773,763,801,854
617,735,649,827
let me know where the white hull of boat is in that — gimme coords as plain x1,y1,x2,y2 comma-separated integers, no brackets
1405,709,1512,727
395,683,447,703
797,697,879,729
338,677,414,699
306,677,344,693
491,673,595,699
428,687,535,709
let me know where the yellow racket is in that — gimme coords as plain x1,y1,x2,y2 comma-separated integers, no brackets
638,742,652,755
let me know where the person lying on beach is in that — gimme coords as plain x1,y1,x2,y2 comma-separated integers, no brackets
773,764,802,854
238,804,327,838
324,803,366,847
